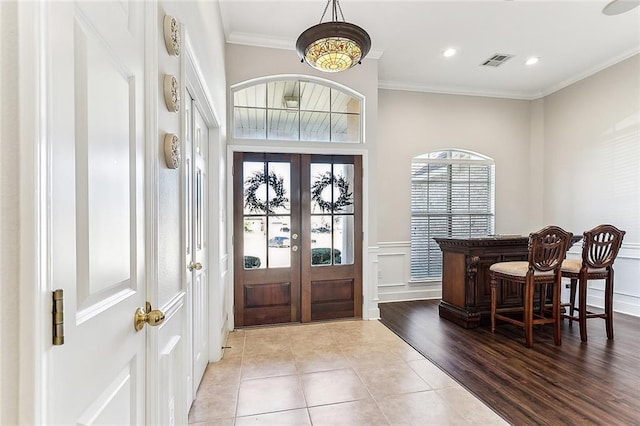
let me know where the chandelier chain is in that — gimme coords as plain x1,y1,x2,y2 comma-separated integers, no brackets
336,0,346,22
319,0,331,23
319,0,346,24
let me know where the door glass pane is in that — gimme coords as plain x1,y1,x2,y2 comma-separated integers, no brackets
311,216,335,266
243,162,267,215
333,215,354,265
267,162,291,215
268,217,291,268
310,163,333,214
243,217,265,269
331,163,354,213
243,159,291,270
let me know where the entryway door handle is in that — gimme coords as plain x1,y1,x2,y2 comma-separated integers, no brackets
134,302,165,331
188,262,202,271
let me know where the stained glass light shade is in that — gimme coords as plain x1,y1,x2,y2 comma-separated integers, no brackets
296,22,371,73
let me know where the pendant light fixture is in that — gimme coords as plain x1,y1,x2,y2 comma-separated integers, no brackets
296,0,371,73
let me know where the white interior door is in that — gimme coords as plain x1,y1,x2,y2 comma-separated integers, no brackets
185,90,210,400
46,2,146,424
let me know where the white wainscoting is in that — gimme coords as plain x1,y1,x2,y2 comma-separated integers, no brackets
377,242,442,302
565,242,640,317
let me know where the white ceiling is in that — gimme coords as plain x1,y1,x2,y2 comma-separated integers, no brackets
218,0,640,99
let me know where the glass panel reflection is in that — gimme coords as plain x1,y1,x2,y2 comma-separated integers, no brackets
268,216,291,268
331,113,360,142
333,215,354,265
300,111,330,141
234,107,266,139
243,217,266,269
310,163,354,214
331,88,360,113
243,159,293,269
332,163,354,213
300,82,331,112
243,162,267,215
267,110,298,140
267,80,299,109
267,162,291,215
310,163,332,214
311,216,337,266
234,84,266,108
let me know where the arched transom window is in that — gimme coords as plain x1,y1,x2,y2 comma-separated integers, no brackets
232,78,363,143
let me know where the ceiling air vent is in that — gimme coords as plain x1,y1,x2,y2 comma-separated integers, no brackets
481,53,513,67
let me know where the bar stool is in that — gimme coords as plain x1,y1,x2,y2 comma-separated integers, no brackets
490,226,572,348
561,224,625,342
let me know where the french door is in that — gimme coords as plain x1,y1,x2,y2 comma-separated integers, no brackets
233,153,362,326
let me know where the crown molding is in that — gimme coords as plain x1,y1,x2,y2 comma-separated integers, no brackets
538,47,640,99
378,80,540,101
226,31,384,59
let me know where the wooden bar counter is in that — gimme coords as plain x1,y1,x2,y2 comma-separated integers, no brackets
435,235,580,328
435,236,530,329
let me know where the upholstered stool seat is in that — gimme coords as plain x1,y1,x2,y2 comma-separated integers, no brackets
490,261,554,277
561,224,625,342
561,259,606,274
490,226,572,348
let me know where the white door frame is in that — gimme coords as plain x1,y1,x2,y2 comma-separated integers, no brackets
182,31,225,367
17,1,46,422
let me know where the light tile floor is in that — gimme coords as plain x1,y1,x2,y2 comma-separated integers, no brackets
188,320,508,425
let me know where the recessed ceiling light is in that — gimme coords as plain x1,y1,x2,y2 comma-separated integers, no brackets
443,48,457,58
525,57,540,66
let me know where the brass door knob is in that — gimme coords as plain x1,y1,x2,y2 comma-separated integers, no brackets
134,302,165,331
188,262,202,271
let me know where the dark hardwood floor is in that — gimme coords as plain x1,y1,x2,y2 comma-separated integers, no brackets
379,300,640,426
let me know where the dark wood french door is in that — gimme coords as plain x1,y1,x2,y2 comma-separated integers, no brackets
233,152,362,326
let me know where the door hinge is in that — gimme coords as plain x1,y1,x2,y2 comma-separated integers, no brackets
52,289,64,345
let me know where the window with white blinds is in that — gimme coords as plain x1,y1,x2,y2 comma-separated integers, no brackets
410,150,495,280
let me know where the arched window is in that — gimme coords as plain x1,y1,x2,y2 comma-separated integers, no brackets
232,77,363,143
410,149,495,280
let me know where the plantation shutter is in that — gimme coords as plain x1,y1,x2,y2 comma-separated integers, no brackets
410,153,495,280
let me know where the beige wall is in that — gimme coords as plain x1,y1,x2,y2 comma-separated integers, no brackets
543,54,639,314
1,2,19,423
543,54,639,237
377,90,537,242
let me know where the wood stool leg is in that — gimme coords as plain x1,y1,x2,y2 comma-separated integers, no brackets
490,275,497,333
578,273,588,342
524,277,534,348
569,278,578,324
605,269,614,340
552,277,561,346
